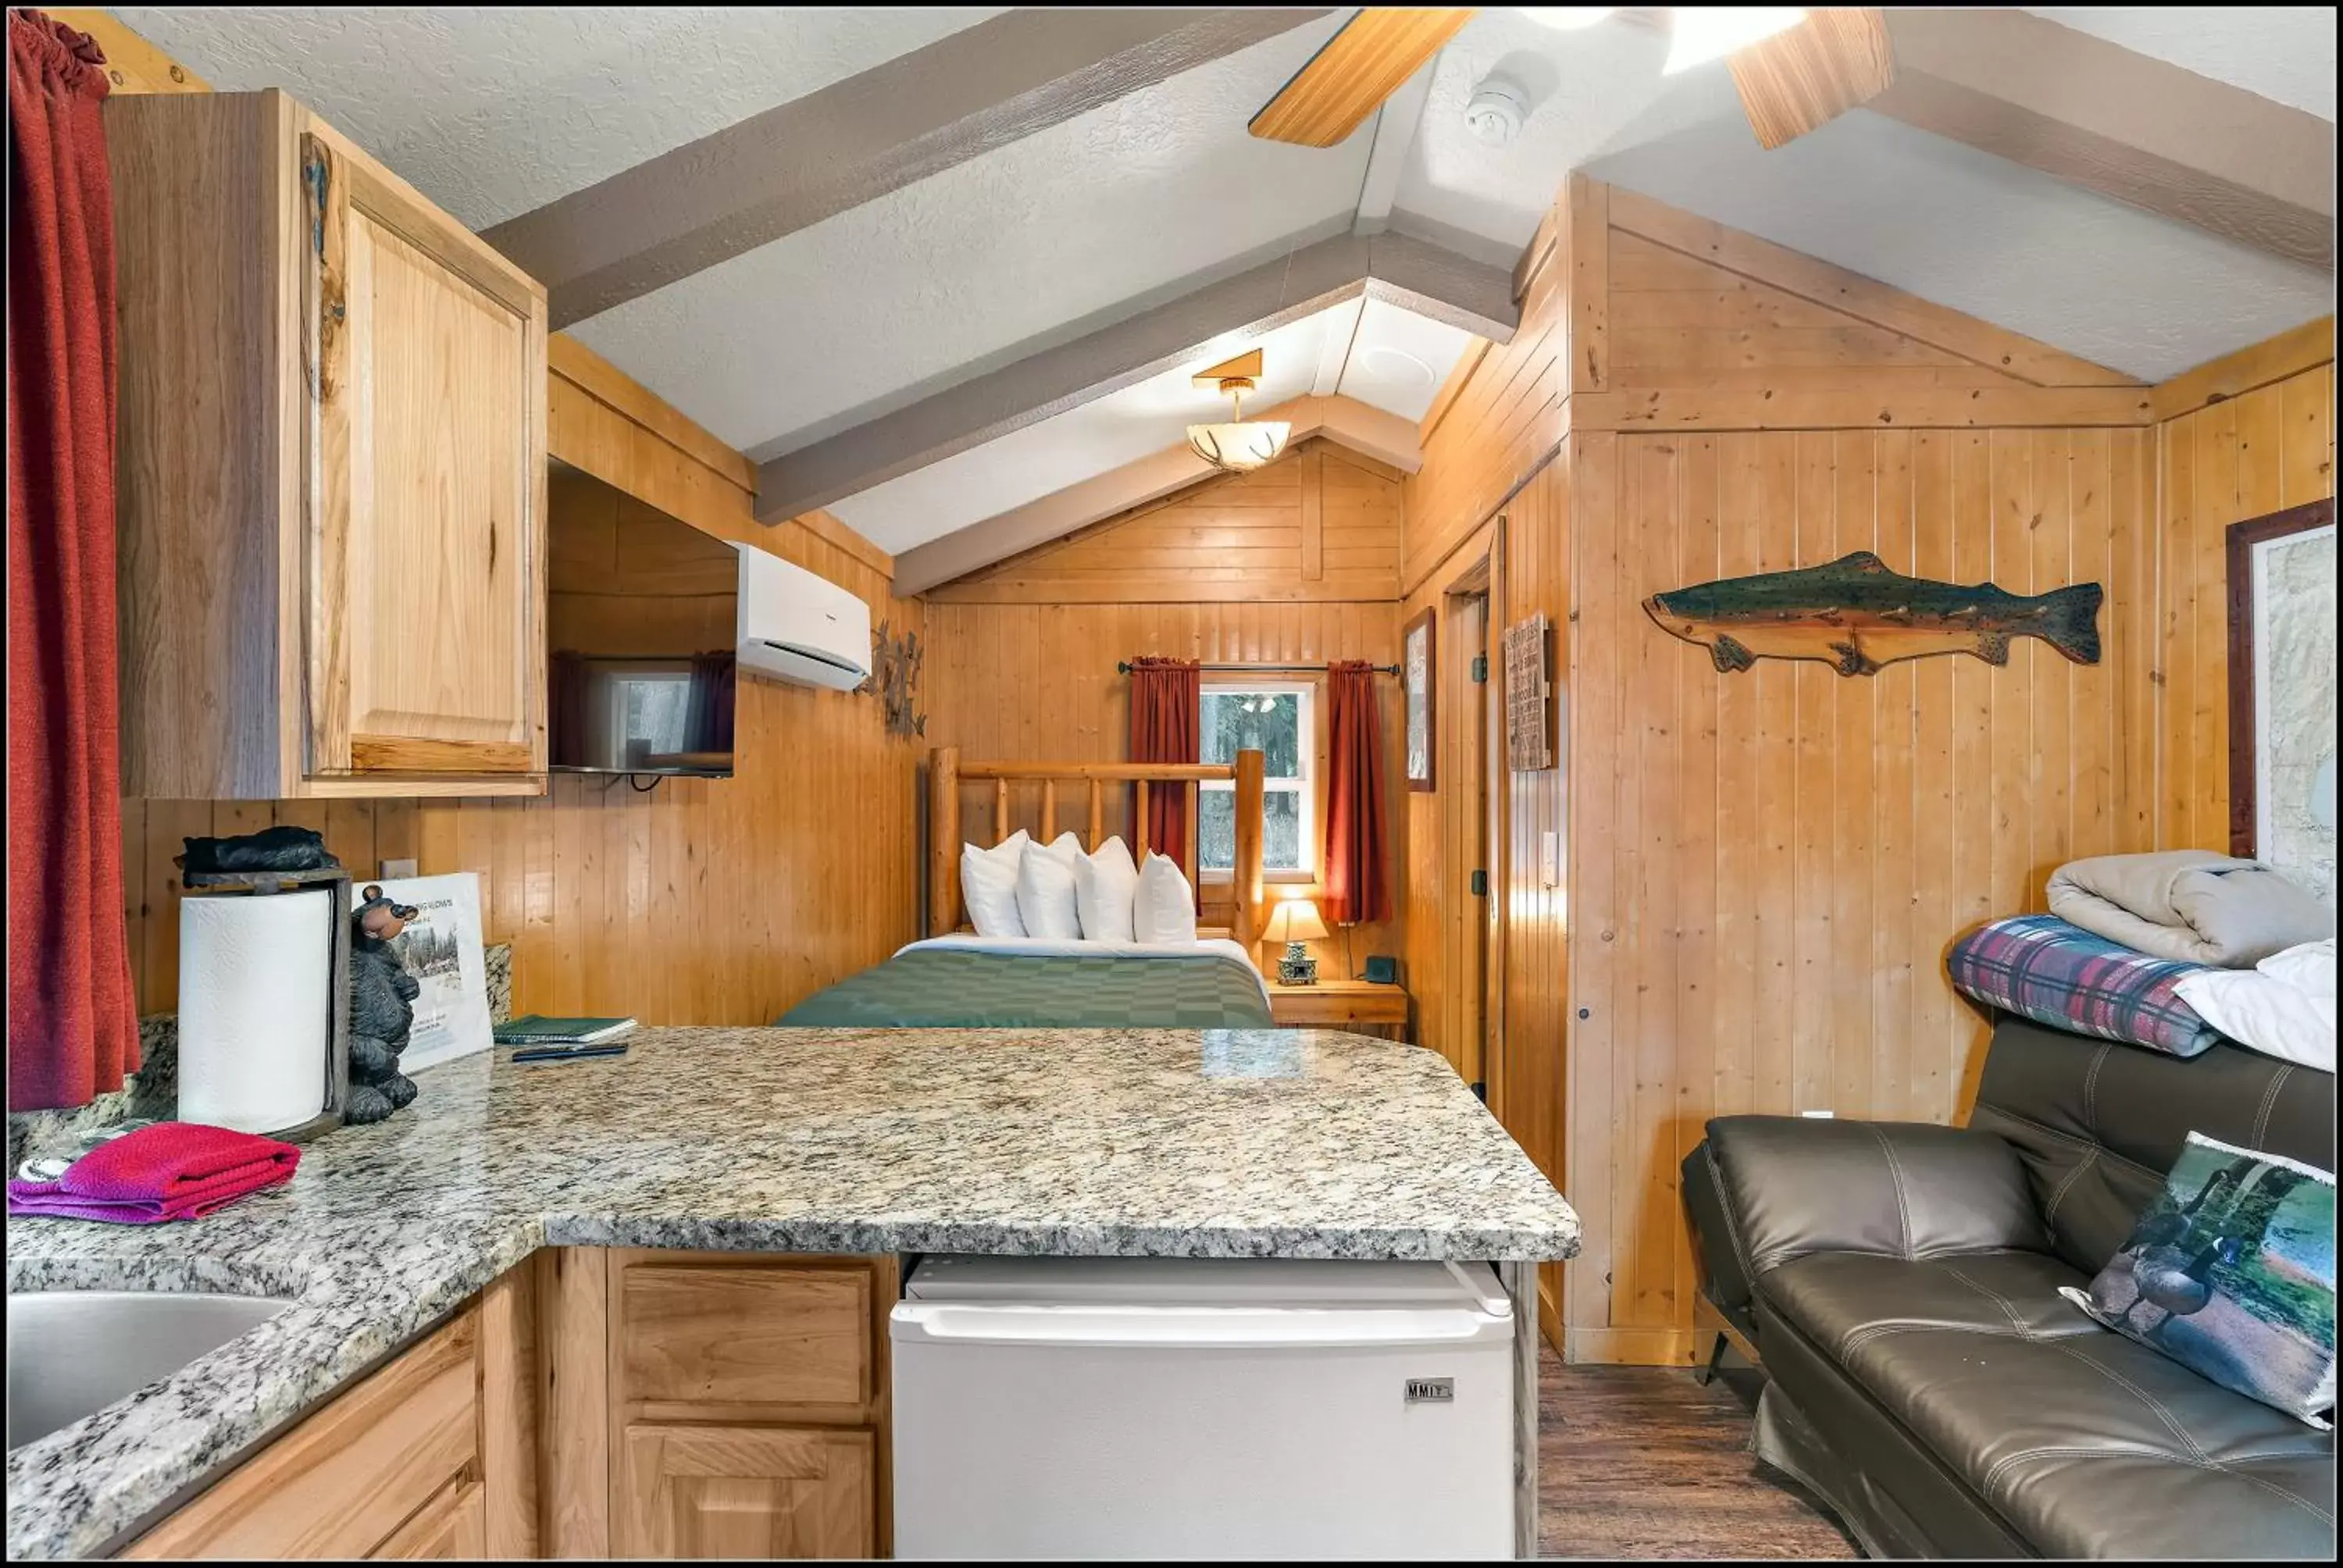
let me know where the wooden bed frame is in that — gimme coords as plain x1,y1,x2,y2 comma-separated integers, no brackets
927,746,1267,946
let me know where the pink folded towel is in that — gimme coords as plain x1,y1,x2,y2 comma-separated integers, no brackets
6,1122,300,1223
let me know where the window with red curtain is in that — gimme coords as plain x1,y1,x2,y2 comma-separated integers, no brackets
7,9,138,1109
1125,657,1199,889
1322,660,1392,925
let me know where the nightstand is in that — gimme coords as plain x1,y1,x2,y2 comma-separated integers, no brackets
1264,976,1411,1041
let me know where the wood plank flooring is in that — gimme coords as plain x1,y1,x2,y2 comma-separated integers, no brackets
1539,1348,1857,1559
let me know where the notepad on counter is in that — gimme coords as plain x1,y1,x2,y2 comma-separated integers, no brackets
494,1014,637,1046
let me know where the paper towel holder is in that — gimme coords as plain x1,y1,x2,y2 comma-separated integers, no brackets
183,867,353,1143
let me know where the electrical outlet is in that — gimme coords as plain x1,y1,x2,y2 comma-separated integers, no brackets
380,858,418,879
1539,830,1560,888
1800,1109,1835,1119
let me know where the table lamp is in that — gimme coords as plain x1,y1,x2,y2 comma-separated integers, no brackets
1264,899,1328,985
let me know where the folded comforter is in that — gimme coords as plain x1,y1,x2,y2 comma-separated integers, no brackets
2046,850,2334,968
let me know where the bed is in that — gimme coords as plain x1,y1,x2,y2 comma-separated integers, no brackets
777,748,1275,1029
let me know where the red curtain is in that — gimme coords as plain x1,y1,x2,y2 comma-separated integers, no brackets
7,10,137,1110
1126,657,1199,879
1322,661,1392,925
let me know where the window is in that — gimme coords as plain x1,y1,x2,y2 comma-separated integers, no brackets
1199,682,1313,878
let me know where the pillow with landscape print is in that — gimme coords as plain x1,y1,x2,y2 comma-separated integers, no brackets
2059,1131,2335,1427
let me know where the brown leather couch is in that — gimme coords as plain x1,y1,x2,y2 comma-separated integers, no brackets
1694,1017,2334,1558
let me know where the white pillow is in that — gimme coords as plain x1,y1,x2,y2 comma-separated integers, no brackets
2259,937,2338,1001
960,832,1029,938
2174,967,2337,1074
1015,832,1085,940
1073,836,1139,943
1132,851,1197,946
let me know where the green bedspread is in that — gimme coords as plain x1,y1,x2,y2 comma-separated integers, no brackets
775,946,1274,1029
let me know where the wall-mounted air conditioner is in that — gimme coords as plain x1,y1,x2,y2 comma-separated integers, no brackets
733,541,872,692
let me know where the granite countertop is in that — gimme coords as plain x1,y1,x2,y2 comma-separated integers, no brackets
6,1025,1578,1559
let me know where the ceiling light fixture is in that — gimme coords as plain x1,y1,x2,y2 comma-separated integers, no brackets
1185,350,1289,474
1664,7,1806,73
1517,8,1614,30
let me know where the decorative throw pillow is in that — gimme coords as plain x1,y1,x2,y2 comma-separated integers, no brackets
960,832,1029,938
1072,836,1139,943
1132,851,1197,946
1015,832,1085,940
2174,967,2337,1074
2059,1131,2336,1427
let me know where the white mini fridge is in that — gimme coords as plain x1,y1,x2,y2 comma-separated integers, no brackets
890,1255,1517,1559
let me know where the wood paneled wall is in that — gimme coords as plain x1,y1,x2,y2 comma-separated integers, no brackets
924,441,1408,983
123,343,923,1025
1401,175,2198,1364
2152,351,2334,853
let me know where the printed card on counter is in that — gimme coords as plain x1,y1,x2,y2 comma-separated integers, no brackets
373,871,494,1073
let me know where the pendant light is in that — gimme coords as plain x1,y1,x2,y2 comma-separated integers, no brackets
1186,351,1290,473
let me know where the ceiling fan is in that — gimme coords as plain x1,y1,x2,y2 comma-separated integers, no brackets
1247,7,1894,152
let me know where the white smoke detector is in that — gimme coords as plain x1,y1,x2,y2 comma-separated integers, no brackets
1464,74,1529,147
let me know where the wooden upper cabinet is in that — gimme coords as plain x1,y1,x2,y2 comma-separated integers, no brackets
109,91,547,799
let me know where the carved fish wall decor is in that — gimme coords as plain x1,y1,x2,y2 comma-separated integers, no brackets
1644,551,2102,677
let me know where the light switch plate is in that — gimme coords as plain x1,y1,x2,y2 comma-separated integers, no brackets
1539,830,1560,888
380,857,419,879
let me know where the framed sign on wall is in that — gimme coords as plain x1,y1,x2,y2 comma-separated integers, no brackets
1403,608,1435,791
1503,614,1553,772
2227,496,2336,903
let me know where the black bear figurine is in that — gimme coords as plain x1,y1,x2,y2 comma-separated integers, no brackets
346,884,422,1124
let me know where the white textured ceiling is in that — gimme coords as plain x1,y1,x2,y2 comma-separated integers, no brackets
127,6,2338,552
831,296,1474,554
567,17,1366,461
1585,105,2332,382
2027,7,2338,119
116,6,1002,230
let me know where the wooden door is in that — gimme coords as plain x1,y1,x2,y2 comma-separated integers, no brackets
371,1480,486,1559
301,122,547,780
1446,590,1490,1091
620,1425,876,1559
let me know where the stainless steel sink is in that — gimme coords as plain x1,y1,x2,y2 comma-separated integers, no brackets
6,1292,296,1450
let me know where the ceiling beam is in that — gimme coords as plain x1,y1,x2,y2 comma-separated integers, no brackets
1871,9,2334,272
894,395,1421,595
754,229,1515,522
484,8,1336,328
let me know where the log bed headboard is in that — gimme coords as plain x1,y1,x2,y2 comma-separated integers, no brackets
926,746,1266,947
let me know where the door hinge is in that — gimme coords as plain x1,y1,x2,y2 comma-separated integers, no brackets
1469,868,1488,897
1470,654,1489,683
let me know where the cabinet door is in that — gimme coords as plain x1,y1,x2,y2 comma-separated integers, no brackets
301,125,547,781
620,1425,875,1559
370,1480,487,1559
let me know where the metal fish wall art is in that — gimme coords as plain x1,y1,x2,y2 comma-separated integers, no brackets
1644,551,2102,677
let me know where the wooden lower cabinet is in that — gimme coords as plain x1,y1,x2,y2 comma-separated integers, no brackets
541,1247,895,1560
620,1426,876,1559
117,1262,537,1560
373,1480,487,1560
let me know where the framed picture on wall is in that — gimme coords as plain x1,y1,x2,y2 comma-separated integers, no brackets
2227,497,2335,903
1403,608,1435,792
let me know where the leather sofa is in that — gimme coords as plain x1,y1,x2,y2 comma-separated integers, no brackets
1691,1016,2334,1558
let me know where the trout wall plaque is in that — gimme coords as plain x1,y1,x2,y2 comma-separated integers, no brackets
1643,551,2102,678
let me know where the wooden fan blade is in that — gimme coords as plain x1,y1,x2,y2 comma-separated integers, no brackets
1728,9,1894,150
1250,9,1476,148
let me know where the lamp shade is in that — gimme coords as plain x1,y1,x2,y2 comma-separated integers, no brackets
1264,898,1328,945
1186,419,1290,472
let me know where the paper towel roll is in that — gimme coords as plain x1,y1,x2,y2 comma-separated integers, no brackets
178,889,333,1135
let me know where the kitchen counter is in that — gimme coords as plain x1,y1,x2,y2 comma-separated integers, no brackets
6,1026,1578,1559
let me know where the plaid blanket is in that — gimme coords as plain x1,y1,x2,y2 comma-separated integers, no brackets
1947,914,2223,1058
775,947,1274,1029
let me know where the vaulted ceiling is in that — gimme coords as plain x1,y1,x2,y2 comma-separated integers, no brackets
125,6,2335,568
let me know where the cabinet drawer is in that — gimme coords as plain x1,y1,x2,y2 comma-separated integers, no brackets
120,1310,478,1559
620,1424,875,1559
620,1261,873,1409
